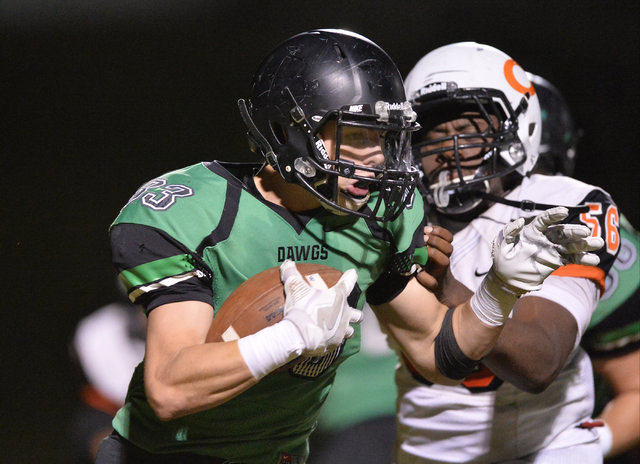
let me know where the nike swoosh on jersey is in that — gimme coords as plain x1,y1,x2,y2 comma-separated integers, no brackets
474,269,490,277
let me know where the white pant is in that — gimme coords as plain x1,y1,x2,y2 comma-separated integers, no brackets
394,442,602,464
500,442,602,464
394,350,598,464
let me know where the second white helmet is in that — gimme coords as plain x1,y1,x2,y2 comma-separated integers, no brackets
405,42,541,217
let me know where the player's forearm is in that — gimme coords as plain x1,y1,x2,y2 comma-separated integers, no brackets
376,278,503,385
421,272,502,362
481,298,578,393
481,319,564,393
452,300,503,361
146,340,258,420
416,301,504,386
598,391,640,457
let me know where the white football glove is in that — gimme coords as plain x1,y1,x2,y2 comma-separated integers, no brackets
544,222,603,266
492,206,604,294
280,260,363,356
471,207,604,326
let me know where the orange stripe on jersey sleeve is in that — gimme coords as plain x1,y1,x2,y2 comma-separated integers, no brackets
551,264,605,293
462,365,496,388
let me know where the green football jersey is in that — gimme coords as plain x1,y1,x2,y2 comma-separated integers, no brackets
109,161,426,463
581,215,640,416
583,215,640,355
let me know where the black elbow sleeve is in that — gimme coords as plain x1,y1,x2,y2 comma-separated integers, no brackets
434,309,480,380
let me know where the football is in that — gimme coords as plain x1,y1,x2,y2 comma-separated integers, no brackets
206,263,343,343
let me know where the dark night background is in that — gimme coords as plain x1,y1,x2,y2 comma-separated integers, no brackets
3,1,638,462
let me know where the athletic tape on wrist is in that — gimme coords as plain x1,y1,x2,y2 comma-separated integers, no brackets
470,269,519,326
237,321,304,380
434,308,480,380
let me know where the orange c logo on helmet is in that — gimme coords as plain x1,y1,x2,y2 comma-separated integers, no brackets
504,59,536,96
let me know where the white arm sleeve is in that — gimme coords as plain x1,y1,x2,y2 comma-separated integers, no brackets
526,275,599,350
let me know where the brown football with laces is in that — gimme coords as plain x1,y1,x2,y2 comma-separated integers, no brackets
206,263,343,343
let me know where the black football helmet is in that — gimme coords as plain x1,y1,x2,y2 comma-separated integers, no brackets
527,73,581,176
238,29,420,222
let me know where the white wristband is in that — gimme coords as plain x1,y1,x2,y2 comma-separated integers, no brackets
237,320,305,380
595,422,613,457
470,268,520,326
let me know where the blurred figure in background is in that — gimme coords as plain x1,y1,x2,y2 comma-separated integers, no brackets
529,73,640,464
68,279,146,464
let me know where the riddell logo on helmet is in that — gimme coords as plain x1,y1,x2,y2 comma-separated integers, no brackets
418,82,449,96
385,102,407,110
315,139,330,160
415,82,458,100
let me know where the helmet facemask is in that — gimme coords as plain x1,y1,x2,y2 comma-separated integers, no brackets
413,87,528,219
241,89,420,222
301,101,420,222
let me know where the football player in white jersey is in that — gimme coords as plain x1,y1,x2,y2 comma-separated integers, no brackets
529,73,640,463
395,42,621,463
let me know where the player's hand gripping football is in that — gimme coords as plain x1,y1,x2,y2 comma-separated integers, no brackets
471,206,604,326
280,260,363,356
491,206,604,294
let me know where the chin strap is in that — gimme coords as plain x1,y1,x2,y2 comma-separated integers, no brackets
479,192,590,214
238,99,277,167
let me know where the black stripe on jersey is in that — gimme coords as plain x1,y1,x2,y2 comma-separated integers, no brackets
143,278,215,314
366,271,411,306
566,189,619,275
110,223,214,313
204,160,262,188
365,215,426,305
386,225,427,275
111,223,194,269
363,213,393,243
582,287,640,358
196,181,241,254
209,160,325,235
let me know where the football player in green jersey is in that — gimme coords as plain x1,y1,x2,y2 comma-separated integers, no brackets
529,73,640,462
96,30,604,464
585,215,640,463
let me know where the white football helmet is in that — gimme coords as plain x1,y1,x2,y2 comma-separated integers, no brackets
405,42,541,218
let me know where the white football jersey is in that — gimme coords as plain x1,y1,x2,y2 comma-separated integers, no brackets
394,174,618,463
